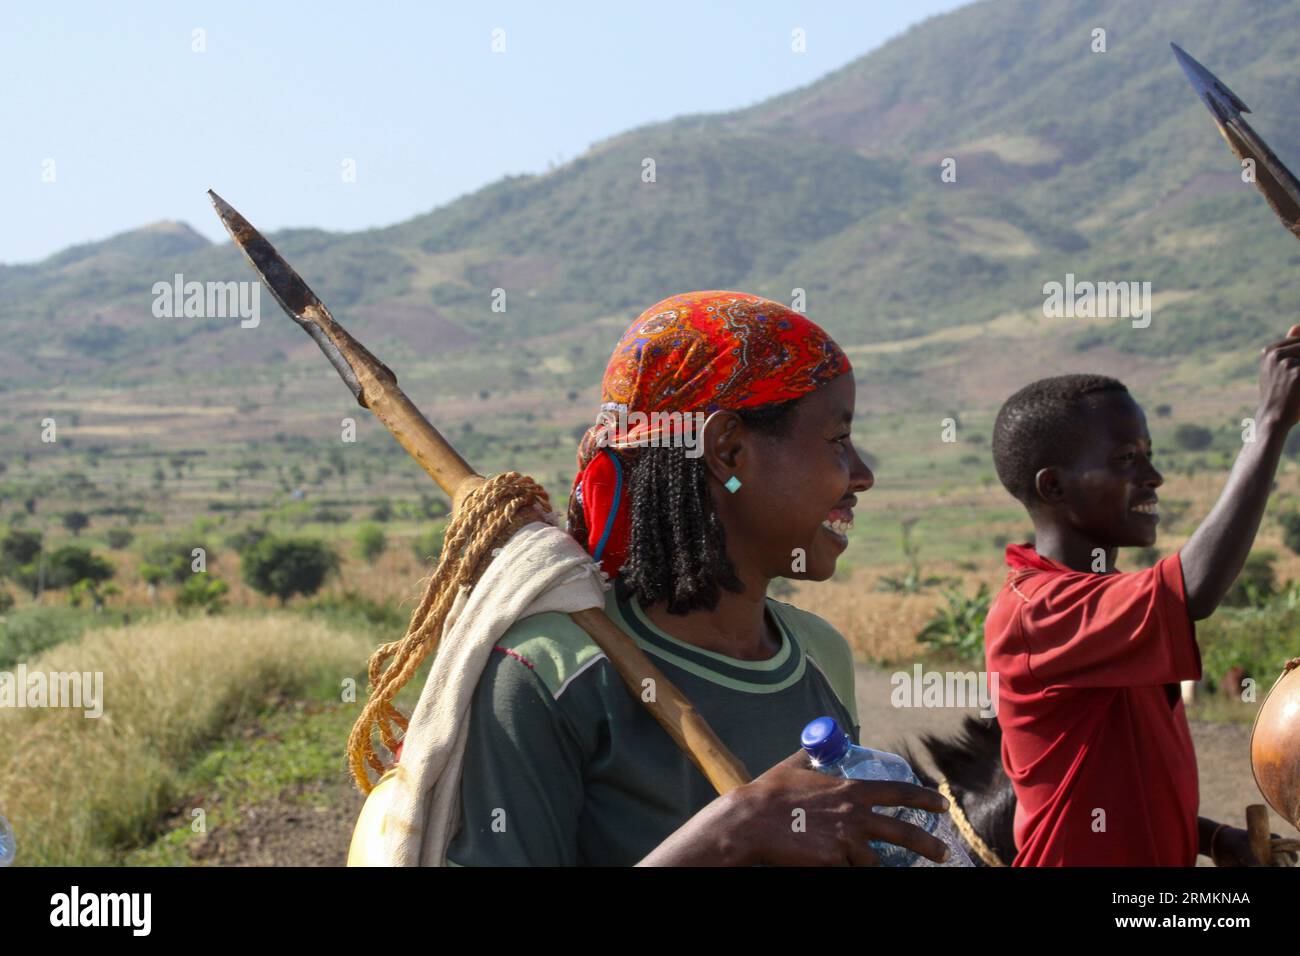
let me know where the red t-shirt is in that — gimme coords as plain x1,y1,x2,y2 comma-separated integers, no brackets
984,544,1202,866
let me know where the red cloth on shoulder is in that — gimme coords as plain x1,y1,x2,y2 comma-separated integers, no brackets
985,544,1202,866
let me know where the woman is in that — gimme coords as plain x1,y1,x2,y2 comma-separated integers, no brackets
444,290,952,866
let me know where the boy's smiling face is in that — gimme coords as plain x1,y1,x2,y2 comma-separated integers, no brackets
1034,391,1164,550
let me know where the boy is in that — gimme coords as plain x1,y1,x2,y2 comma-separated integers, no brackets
985,325,1300,866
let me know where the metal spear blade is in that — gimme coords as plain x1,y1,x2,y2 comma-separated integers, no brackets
1171,43,1300,239
207,188,394,405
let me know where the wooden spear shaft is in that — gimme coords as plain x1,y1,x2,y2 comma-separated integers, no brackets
207,190,752,796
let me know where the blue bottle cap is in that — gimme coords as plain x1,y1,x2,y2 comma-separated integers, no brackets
801,716,850,766
0,814,15,867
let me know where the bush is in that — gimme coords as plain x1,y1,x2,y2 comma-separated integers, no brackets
175,575,230,614
917,584,992,664
1221,551,1277,608
61,512,90,536
1173,423,1214,452
0,589,13,613
0,529,42,576
307,590,406,640
1199,599,1300,685
0,605,128,668
226,526,268,555
241,536,338,605
418,494,449,520
355,524,387,564
411,524,446,566
140,540,211,585
105,528,134,550
1280,512,1300,556
11,545,115,595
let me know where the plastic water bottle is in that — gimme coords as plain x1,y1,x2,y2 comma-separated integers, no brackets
800,716,972,867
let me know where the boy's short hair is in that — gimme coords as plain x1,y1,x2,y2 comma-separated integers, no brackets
992,374,1130,505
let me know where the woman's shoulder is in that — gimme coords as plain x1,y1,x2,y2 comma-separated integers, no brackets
492,608,608,700
768,599,852,658
768,598,858,716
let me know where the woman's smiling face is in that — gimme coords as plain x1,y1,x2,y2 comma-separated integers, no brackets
706,372,874,585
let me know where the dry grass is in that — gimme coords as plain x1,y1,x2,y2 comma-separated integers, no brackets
0,613,372,866
787,562,1005,665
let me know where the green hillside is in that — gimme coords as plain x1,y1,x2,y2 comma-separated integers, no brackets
6,0,1300,478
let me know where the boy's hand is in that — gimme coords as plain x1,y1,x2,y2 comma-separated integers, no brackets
1257,323,1300,431
1184,323,1300,620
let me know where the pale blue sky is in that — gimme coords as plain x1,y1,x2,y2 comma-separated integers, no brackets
0,0,971,264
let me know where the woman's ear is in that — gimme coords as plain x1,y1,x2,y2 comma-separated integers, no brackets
700,411,745,485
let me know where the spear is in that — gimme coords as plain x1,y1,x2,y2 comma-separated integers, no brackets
1173,45,1300,860
1171,43,1300,238
207,189,751,795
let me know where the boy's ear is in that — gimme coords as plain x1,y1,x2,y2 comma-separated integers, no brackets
1033,466,1065,505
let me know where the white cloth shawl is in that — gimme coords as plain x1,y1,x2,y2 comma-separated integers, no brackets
377,516,609,866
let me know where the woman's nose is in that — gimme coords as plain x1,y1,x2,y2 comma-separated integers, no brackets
850,447,874,492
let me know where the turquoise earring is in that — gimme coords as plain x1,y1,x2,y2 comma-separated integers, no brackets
724,476,742,493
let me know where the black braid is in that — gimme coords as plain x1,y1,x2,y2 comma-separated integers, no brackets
611,398,802,614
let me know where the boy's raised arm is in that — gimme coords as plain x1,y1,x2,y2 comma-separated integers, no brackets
1181,324,1300,620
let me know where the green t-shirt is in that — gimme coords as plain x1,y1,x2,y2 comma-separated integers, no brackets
446,579,860,866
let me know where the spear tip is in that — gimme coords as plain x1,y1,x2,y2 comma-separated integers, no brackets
1170,42,1251,117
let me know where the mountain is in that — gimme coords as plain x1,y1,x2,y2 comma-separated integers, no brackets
7,0,1300,452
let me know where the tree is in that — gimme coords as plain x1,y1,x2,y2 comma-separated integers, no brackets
69,578,119,612
62,511,90,536
141,539,211,585
1173,423,1214,452
139,562,165,602
241,536,338,605
106,528,134,550
226,526,268,555
355,524,387,564
0,529,42,577
175,575,230,614
15,544,115,598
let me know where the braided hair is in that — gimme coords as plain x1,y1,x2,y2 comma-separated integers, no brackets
567,398,802,614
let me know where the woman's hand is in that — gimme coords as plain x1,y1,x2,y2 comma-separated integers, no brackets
721,749,953,866
639,749,954,867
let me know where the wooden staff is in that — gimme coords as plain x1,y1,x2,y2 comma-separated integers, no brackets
207,191,752,795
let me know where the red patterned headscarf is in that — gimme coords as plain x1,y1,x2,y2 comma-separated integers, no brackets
570,290,852,578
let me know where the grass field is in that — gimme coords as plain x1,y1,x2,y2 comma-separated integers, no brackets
0,613,373,866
